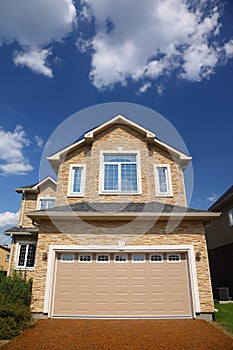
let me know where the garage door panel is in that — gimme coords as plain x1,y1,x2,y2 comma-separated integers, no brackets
53,251,192,317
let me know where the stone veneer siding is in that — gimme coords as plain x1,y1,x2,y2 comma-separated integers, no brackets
55,125,187,207
18,184,56,227
30,219,214,315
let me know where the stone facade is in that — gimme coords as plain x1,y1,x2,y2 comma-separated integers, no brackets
10,181,56,273
31,219,214,314
55,125,187,207
18,183,56,227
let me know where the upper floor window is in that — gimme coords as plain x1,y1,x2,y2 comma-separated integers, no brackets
68,164,86,197
38,198,55,210
101,152,141,194
154,164,173,197
17,243,36,269
228,209,233,227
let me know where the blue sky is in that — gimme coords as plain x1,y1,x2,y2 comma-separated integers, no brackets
0,0,232,244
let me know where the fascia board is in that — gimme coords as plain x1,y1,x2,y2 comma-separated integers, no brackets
26,211,221,221
32,176,57,189
154,139,192,166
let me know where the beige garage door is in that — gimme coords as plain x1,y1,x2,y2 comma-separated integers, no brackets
52,252,192,317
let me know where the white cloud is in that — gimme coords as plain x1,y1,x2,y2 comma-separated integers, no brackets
78,0,233,90
0,0,77,76
0,125,33,175
0,211,19,228
206,192,217,203
35,135,44,148
156,84,165,96
181,44,218,81
137,82,151,94
14,49,53,78
0,163,33,176
224,39,233,58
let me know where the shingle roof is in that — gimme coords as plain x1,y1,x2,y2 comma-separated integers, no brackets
4,226,39,233
16,183,38,189
41,201,206,214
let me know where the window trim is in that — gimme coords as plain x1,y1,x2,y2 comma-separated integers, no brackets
67,164,86,197
61,253,75,263
167,253,181,263
132,253,146,263
154,164,173,197
99,150,142,195
149,253,163,263
227,209,233,227
37,197,55,210
15,241,37,270
78,254,92,263
114,253,128,263
5,254,10,262
96,254,110,263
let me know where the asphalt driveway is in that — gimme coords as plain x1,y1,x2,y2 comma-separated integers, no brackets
1,319,233,350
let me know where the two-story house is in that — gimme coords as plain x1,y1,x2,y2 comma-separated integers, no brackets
5,115,220,320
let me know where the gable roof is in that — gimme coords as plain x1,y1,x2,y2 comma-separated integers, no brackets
208,185,233,211
15,176,57,193
47,115,192,172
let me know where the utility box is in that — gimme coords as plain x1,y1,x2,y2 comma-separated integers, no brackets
215,287,232,301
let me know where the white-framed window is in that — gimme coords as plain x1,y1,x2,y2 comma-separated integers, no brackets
96,254,110,263
167,254,181,262
67,164,86,197
61,253,75,262
5,254,10,262
154,164,173,197
150,254,163,262
38,197,55,210
100,151,141,194
16,243,36,269
132,253,146,263
228,209,233,227
114,254,128,262
79,254,92,262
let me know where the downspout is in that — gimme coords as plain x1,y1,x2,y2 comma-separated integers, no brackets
19,190,26,227
7,235,14,276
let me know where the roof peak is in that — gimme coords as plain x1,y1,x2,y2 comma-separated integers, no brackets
15,176,57,193
47,114,191,174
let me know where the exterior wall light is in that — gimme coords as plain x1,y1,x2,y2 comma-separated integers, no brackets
196,251,201,261
42,252,48,261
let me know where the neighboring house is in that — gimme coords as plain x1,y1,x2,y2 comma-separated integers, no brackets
205,186,233,299
5,115,220,320
0,245,10,273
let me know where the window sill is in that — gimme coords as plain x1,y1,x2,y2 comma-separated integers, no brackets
15,267,35,271
99,192,142,196
67,194,85,198
155,194,173,198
